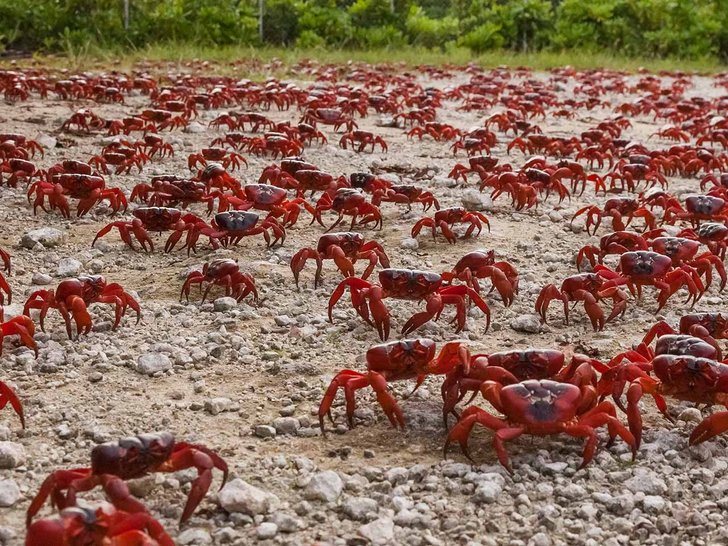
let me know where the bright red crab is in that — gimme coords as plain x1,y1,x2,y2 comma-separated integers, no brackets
339,130,388,153
679,223,728,259
408,122,462,142
664,195,728,227
0,376,25,428
648,236,726,292
24,276,140,340
441,250,518,307
28,173,127,218
187,147,247,171
181,259,258,304
26,432,228,526
247,133,304,158
258,157,317,187
311,188,383,232
445,376,636,471
291,232,389,288
130,176,221,210
301,108,357,132
220,183,313,227
448,156,501,182
536,272,628,331
371,184,439,211
26,503,174,546
318,338,471,432
411,207,490,244
576,230,660,271
0,247,9,304
440,349,607,424
602,354,728,448
0,158,44,187
328,268,491,340
185,211,285,252
572,197,657,235
89,144,150,175
642,313,728,359
1,307,38,357
61,109,106,133
596,251,705,312
92,207,207,253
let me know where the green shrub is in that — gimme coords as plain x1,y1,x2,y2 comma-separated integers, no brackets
299,0,354,46
296,29,326,48
0,0,727,61
405,6,458,50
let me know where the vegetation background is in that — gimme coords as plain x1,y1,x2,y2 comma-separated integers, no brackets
1,0,728,65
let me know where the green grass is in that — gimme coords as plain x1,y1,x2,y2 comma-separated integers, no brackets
7,43,728,74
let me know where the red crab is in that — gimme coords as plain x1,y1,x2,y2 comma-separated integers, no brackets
572,197,657,235
441,250,518,307
24,276,140,340
0,247,9,304
258,157,318,187
220,183,313,227
1,307,37,358
89,145,150,175
648,236,726,292
181,259,258,304
536,273,629,331
130,176,220,210
311,188,383,231
604,354,728,448
187,148,247,171
301,108,357,132
291,232,389,288
185,211,286,252
408,122,462,142
596,251,705,312
0,133,43,158
26,431,228,526
679,223,728,260
664,195,728,227
248,133,304,158
448,156,501,182
0,158,44,187
61,109,106,133
440,349,608,424
28,174,127,218
411,208,490,244
576,230,658,271
137,134,175,158
25,503,174,546
318,338,471,432
371,184,439,211
92,207,207,253
339,131,388,153
444,376,636,471
642,313,728,359
451,130,497,156
0,376,23,427
328,268,490,340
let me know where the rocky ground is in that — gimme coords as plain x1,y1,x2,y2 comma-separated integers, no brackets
0,64,727,546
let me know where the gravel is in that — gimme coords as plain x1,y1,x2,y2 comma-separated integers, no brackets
136,353,172,375
218,479,279,516
304,470,344,503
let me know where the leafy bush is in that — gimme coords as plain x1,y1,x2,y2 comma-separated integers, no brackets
405,6,458,50
299,0,354,46
0,0,727,60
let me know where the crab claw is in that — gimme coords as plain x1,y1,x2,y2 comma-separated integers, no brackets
689,410,728,445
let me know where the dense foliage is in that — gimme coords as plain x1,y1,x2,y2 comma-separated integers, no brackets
1,0,728,60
